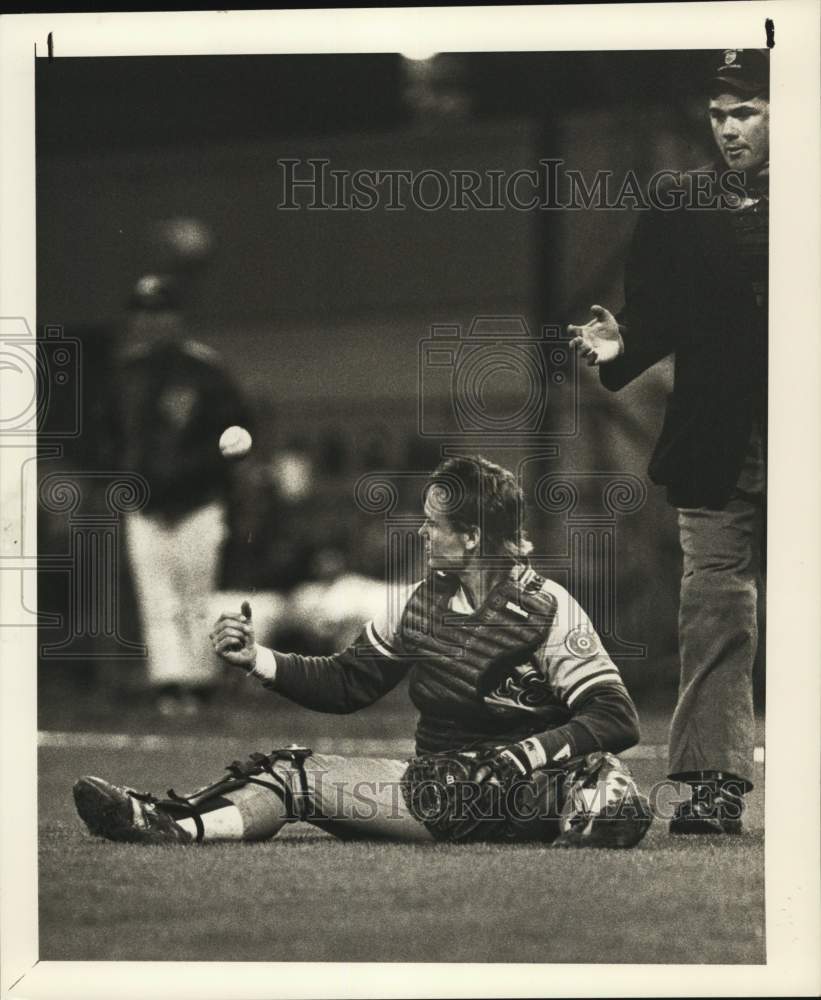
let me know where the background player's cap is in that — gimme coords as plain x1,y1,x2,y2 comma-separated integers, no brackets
709,49,769,98
128,272,181,312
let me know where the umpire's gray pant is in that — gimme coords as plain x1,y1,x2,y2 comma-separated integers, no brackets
668,495,764,788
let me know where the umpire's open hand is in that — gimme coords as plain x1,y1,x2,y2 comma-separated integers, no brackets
210,600,257,670
568,305,623,366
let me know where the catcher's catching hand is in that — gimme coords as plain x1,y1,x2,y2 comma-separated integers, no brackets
473,738,546,786
402,751,503,842
210,600,256,670
402,740,551,843
568,305,624,366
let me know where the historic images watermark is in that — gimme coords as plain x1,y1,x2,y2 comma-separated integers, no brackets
244,761,718,826
277,158,751,213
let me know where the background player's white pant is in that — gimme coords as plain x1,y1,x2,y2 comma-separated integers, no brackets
125,502,227,688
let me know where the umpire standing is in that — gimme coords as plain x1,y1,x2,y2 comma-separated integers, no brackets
569,49,769,833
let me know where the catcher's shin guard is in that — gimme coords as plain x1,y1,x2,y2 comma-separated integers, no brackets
158,745,314,841
552,752,652,849
75,745,313,845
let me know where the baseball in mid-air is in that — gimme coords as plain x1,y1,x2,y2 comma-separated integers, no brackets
219,425,252,459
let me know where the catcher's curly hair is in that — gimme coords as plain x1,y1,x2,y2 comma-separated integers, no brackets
425,455,533,559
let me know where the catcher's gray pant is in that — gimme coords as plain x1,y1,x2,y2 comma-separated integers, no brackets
215,752,641,845
669,495,764,788
230,754,433,842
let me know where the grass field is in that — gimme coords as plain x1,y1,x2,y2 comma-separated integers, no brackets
37,690,765,966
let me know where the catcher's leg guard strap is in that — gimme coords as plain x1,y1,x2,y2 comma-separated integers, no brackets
224,747,314,821
154,747,314,842
149,778,253,843
128,788,207,843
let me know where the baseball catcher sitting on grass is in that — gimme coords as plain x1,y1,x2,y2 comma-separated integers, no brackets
74,456,653,848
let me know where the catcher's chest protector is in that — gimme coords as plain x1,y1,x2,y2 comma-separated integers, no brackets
401,570,558,719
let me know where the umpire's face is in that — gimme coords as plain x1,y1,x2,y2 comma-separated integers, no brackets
709,92,770,176
419,489,477,573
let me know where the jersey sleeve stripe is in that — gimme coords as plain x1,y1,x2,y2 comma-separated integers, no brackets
565,669,623,706
559,657,611,685
365,619,400,660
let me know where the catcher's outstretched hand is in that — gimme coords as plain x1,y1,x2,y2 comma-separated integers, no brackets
210,600,257,670
568,305,623,366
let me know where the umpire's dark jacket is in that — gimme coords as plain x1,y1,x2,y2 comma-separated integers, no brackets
599,170,768,510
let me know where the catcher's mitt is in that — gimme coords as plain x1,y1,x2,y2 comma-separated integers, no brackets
401,750,526,843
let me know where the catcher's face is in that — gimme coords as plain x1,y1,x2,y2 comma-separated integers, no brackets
419,491,477,572
709,93,769,176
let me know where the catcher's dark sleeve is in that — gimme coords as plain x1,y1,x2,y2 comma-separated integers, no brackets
532,684,640,764
261,630,410,714
599,208,687,392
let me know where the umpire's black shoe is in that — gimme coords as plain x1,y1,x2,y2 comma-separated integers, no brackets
73,776,192,845
669,787,744,835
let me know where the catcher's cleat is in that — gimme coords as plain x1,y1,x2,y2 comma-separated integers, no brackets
554,789,653,848
73,776,193,845
669,791,744,836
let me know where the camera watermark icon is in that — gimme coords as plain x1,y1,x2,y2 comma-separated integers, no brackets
0,320,82,438
417,317,577,443
1,319,85,632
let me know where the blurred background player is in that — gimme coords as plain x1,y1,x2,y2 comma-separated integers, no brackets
117,220,253,715
569,50,769,833
285,546,388,652
74,455,652,848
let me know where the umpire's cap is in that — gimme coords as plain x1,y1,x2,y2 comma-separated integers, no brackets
709,49,769,98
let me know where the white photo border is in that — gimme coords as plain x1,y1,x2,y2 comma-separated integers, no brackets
1,4,819,998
